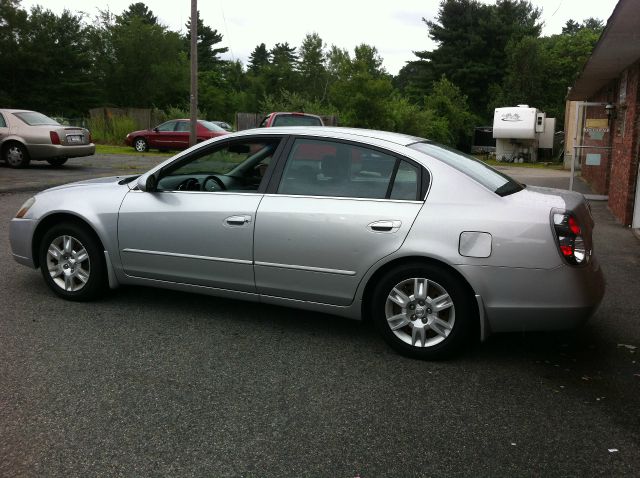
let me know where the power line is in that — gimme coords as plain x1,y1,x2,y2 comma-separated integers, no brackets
219,3,235,62
551,0,564,17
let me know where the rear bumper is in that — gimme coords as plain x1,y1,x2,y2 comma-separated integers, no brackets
10,218,36,268
459,258,605,333
27,143,95,160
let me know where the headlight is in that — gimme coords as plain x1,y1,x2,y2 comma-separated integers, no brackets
15,197,35,218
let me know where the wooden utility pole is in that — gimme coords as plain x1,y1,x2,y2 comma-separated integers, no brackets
189,0,198,147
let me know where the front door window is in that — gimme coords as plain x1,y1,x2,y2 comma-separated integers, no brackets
157,138,281,193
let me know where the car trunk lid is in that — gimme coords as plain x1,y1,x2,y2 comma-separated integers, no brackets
58,127,90,146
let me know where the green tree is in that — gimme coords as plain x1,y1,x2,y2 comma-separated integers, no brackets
265,42,299,95
496,18,603,123
0,0,29,106
102,12,188,107
247,43,270,74
353,44,386,77
185,11,228,72
385,93,450,142
117,2,157,25
298,33,327,100
327,44,394,129
423,76,477,149
407,0,541,118
1,4,98,115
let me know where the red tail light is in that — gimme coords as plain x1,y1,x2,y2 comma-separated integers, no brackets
552,211,589,265
568,216,581,235
50,131,61,145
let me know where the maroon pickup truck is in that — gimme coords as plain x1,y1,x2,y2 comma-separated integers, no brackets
258,112,324,128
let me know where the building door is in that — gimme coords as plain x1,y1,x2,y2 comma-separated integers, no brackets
570,102,613,195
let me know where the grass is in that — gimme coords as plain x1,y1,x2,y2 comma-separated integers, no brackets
474,155,565,170
95,144,174,157
88,115,137,145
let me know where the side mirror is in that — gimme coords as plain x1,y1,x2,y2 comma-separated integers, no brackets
137,173,157,192
153,127,159,132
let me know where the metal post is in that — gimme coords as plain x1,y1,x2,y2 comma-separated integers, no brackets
570,102,582,191
189,0,198,147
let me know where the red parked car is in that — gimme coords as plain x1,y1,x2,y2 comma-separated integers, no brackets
258,112,324,127
125,119,228,152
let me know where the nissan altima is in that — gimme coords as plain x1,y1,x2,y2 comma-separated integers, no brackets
9,127,605,359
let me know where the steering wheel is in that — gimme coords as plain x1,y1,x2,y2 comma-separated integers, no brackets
177,177,201,191
202,175,227,192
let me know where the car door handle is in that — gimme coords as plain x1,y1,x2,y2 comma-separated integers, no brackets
367,220,401,233
225,215,252,226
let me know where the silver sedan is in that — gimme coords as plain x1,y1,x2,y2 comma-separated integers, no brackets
0,109,95,168
9,127,605,359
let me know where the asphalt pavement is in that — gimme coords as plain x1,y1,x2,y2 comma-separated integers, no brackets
1,156,639,477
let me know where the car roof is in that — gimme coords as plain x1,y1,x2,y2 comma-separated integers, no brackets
0,109,34,114
268,111,321,118
229,126,425,147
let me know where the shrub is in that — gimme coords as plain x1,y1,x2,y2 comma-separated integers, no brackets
87,115,137,145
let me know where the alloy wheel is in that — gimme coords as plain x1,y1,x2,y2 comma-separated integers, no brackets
134,138,148,152
385,277,455,348
45,235,91,292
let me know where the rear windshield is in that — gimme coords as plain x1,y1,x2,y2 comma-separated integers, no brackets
408,142,524,196
199,120,226,132
13,111,60,126
272,114,322,127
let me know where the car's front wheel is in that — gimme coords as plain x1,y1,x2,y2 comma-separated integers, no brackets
4,142,30,168
372,264,476,360
39,223,106,301
133,137,149,152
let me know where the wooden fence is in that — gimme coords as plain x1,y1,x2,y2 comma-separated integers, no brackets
89,107,164,130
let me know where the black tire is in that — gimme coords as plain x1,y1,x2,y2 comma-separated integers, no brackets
133,137,149,152
39,222,107,301
47,157,68,167
371,263,477,360
4,142,30,168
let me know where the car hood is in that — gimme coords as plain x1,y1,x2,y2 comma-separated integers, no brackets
39,175,135,193
128,129,152,136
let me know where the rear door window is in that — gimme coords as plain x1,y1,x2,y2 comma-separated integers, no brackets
174,121,190,132
277,138,423,200
0,113,6,128
409,141,523,196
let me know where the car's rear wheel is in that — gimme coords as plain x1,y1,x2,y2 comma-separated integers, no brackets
4,142,30,168
39,223,106,301
134,137,148,152
47,158,68,167
372,264,476,360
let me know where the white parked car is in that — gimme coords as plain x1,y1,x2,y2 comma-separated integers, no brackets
9,127,604,359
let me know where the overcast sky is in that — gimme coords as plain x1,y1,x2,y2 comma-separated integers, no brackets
20,0,619,74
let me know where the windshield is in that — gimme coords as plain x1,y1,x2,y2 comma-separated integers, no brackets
408,142,524,197
13,111,60,126
272,114,322,127
199,120,226,132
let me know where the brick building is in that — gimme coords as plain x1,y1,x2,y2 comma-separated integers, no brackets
567,0,640,228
